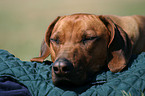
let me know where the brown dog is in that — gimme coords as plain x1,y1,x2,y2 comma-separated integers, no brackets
31,14,145,86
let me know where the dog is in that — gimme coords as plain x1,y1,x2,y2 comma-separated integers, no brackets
31,13,145,86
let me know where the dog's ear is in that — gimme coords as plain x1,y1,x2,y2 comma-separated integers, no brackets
99,16,133,72
31,16,60,62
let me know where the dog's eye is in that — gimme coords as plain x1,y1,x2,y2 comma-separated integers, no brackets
84,37,97,41
82,36,99,44
50,38,59,44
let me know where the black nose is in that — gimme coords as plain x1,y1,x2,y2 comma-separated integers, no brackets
52,58,73,76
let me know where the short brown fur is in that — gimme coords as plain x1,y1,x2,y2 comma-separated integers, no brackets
31,14,145,85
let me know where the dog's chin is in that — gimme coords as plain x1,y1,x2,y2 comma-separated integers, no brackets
52,77,87,87
53,79,74,87
52,70,96,87
52,76,94,87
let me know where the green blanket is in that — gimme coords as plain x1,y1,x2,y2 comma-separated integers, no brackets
0,49,145,96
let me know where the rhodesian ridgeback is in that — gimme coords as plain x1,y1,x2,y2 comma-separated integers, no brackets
31,14,145,86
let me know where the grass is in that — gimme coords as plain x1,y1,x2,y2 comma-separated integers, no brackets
0,0,145,61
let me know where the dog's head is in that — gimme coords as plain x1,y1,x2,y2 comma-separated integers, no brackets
31,14,132,86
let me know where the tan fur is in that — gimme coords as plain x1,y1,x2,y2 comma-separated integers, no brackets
107,15,145,54
31,14,145,85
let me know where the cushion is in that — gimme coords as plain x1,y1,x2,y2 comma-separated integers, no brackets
0,49,145,96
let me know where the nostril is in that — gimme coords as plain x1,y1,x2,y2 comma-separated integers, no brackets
53,58,74,75
62,66,70,72
53,67,59,72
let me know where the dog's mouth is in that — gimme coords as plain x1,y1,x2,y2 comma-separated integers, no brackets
52,77,76,87
52,71,96,87
53,73,107,87
51,58,98,86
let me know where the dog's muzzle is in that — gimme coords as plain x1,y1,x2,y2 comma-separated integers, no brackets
52,58,74,76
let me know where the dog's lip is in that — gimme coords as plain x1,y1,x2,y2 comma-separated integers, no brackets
52,70,96,86
53,77,74,86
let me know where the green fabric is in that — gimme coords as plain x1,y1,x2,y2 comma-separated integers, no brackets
0,49,145,96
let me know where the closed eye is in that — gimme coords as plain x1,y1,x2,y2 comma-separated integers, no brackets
82,36,99,44
84,37,98,41
50,38,59,44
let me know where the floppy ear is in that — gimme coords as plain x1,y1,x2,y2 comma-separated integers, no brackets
99,16,133,72
31,16,60,62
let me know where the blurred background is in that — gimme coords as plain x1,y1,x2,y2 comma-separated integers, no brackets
0,0,145,61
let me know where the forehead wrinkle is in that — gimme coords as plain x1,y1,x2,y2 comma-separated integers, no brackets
57,15,84,41
52,17,74,41
60,15,97,42
71,15,99,41
52,15,104,42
